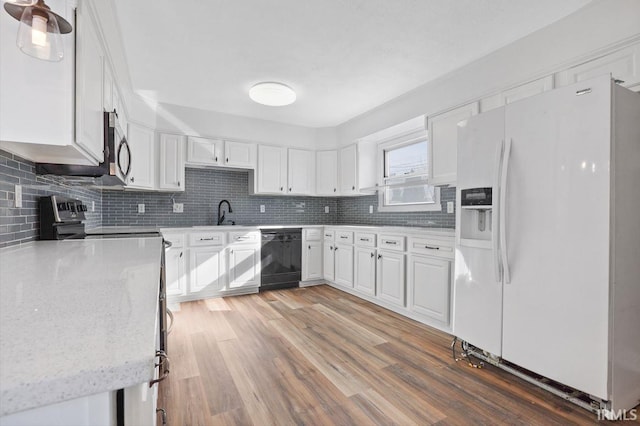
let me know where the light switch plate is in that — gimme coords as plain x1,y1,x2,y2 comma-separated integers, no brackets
447,201,454,214
14,185,22,208
173,203,184,213
138,203,145,214
260,205,265,213
369,205,373,214
325,206,329,213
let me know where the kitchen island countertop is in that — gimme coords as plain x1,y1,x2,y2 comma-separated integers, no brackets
0,237,163,416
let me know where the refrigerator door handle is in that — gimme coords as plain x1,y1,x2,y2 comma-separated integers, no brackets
493,140,504,283
500,138,512,284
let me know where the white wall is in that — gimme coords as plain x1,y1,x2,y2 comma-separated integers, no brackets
336,0,640,145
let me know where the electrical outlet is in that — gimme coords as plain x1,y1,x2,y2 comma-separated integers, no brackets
173,203,184,213
260,205,265,213
324,206,329,214
138,203,145,214
91,201,95,212
447,201,454,214
14,185,22,208
369,205,373,214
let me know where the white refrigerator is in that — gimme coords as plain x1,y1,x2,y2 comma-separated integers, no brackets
453,75,640,411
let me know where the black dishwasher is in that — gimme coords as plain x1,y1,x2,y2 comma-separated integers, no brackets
260,229,302,291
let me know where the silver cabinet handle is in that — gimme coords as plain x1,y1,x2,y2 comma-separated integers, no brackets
226,157,229,163
340,236,348,239
377,254,382,259
179,251,183,258
424,245,440,250
384,240,397,245
149,350,170,387
200,237,215,241
370,252,374,258
280,186,283,191
215,156,218,162
360,238,369,241
334,246,338,251
167,308,174,335
289,187,292,192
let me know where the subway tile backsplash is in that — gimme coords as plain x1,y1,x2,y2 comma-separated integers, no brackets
1,150,455,247
0,149,102,248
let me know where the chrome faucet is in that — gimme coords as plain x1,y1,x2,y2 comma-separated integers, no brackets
217,200,233,225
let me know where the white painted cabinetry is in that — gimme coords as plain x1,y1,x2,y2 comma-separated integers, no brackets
302,228,323,282
186,136,222,166
407,255,450,324
354,247,376,296
316,150,338,195
323,230,336,282
126,123,155,189
376,249,405,307
288,149,316,194
339,144,358,194
480,76,554,112
189,247,226,293
427,101,479,186
334,230,354,287
75,0,105,163
158,133,186,191
227,231,261,289
164,234,187,297
224,140,256,168
257,145,287,194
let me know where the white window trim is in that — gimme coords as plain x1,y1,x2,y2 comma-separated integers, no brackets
376,132,442,213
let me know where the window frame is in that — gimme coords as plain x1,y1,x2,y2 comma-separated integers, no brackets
377,132,441,213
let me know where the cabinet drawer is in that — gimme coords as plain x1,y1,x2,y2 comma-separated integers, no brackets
189,231,226,246
378,234,405,251
335,231,354,244
229,231,260,244
355,232,376,247
408,236,454,259
323,229,335,241
162,233,184,248
304,228,322,241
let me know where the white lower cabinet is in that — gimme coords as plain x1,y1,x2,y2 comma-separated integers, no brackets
189,247,226,294
334,243,354,287
407,254,450,324
303,241,323,281
354,247,376,296
165,245,187,297
228,245,260,289
376,250,405,307
323,240,336,282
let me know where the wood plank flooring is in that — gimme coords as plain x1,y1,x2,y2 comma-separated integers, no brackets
158,285,630,425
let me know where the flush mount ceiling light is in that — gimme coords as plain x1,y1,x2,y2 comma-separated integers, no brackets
4,0,73,62
249,82,296,106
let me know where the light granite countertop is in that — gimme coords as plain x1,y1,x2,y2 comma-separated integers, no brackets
0,237,163,416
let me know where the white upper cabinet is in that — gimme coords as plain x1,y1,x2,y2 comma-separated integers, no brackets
480,76,554,112
75,1,105,163
257,145,287,194
127,123,155,190
158,133,186,191
186,136,222,166
427,101,479,186
316,150,338,195
339,144,357,194
288,148,315,195
224,140,256,169
555,43,640,92
103,63,114,113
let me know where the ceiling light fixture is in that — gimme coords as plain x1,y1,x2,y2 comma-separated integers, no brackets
249,82,296,106
3,0,73,62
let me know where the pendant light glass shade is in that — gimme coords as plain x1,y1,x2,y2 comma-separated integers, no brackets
4,0,72,62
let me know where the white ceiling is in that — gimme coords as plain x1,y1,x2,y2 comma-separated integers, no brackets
114,0,592,128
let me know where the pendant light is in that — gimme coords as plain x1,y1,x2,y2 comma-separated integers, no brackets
3,0,73,62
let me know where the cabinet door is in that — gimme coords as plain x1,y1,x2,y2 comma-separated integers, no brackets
189,247,225,293
75,2,105,163
228,245,260,289
555,43,640,91
323,243,335,281
427,102,478,186
480,76,554,112
166,247,187,297
159,133,185,191
334,244,354,287
408,255,450,323
339,144,358,194
376,250,405,307
303,241,323,281
316,150,338,195
127,123,155,189
354,247,376,296
288,148,316,194
224,140,256,168
257,145,287,194
187,136,222,165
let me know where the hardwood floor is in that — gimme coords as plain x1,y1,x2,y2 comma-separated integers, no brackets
158,285,627,425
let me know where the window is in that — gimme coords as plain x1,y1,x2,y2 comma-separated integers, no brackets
378,135,440,212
